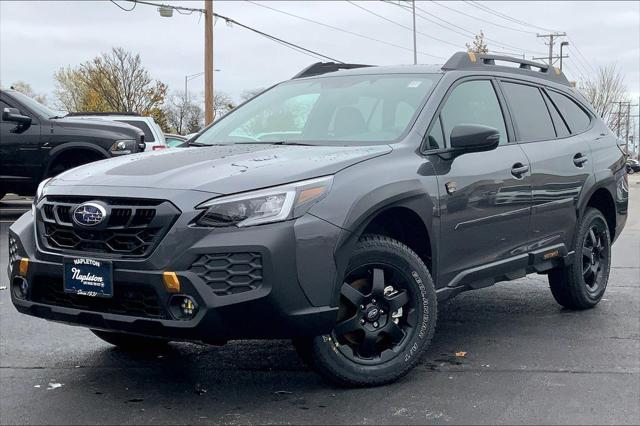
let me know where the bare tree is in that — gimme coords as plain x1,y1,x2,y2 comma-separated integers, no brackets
579,64,630,132
240,87,266,103
210,91,236,121
10,81,48,105
466,31,489,54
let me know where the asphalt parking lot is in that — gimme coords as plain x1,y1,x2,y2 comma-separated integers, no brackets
0,179,638,425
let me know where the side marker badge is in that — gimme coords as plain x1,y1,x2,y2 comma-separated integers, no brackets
445,181,457,195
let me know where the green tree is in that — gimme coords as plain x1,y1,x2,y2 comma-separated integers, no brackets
54,47,167,117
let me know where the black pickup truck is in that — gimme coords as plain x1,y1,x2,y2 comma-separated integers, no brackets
0,89,145,198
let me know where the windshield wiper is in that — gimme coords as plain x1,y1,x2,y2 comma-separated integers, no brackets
230,141,313,146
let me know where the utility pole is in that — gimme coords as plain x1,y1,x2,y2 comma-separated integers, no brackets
536,32,566,66
626,102,631,154
411,0,417,65
204,0,215,125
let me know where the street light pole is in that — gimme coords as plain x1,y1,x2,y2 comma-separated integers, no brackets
411,0,417,65
204,0,214,125
559,41,569,71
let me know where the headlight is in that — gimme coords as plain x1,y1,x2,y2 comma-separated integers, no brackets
33,177,52,214
195,176,334,227
109,139,136,155
35,178,52,203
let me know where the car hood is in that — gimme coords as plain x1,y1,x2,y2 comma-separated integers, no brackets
51,143,392,194
54,117,143,136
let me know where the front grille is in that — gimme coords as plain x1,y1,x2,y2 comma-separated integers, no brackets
190,253,263,296
31,276,167,319
37,197,179,258
8,236,20,265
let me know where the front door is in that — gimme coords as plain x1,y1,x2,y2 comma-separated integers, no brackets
425,78,533,288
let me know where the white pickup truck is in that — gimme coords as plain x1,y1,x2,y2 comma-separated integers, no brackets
68,113,167,151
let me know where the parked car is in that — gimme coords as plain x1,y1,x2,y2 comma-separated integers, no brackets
626,158,640,174
69,112,167,151
0,89,145,199
164,133,187,148
9,53,628,387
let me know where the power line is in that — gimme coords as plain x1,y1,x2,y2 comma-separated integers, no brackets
246,0,446,60
381,0,547,57
466,1,559,33
347,1,460,49
115,0,343,63
566,35,596,75
110,0,136,11
431,1,538,35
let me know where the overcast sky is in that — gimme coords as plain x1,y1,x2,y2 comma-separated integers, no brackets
1,0,638,106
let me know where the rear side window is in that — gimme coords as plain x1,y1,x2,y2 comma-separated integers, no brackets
501,82,555,142
116,120,155,142
439,80,507,146
547,91,591,134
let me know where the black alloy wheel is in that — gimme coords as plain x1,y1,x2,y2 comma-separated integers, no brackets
333,264,414,364
549,208,611,310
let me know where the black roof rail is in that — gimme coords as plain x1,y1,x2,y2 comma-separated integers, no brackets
292,62,373,79
66,111,141,117
442,51,570,86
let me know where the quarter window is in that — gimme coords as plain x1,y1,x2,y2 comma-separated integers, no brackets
501,82,555,142
439,80,507,146
542,91,570,138
547,91,591,134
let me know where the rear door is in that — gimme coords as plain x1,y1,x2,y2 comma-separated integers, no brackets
425,78,533,288
499,80,593,253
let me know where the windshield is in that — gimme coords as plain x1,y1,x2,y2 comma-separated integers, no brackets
7,89,59,118
195,73,440,146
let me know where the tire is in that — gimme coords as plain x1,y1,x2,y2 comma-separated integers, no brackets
46,153,105,178
91,329,170,351
296,234,437,387
548,208,611,310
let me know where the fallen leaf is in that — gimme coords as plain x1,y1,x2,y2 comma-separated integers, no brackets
0,286,7,291
47,382,63,390
275,390,293,395
455,351,467,357
34,385,41,388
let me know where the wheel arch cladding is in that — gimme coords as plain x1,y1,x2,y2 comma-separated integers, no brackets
584,187,616,240
329,187,436,307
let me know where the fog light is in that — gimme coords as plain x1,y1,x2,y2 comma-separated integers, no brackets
12,277,29,300
168,295,199,320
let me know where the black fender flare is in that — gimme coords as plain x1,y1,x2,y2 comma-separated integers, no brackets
329,180,437,306
43,143,110,178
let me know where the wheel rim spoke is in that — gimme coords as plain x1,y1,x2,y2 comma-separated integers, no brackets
582,247,592,259
341,283,366,307
333,315,361,336
371,268,385,295
588,228,597,246
359,331,379,357
386,290,409,312
382,322,405,344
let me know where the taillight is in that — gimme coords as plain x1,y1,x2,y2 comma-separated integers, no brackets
153,146,167,151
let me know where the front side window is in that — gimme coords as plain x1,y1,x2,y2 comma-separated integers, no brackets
439,80,508,146
547,90,591,134
501,82,555,142
195,74,440,146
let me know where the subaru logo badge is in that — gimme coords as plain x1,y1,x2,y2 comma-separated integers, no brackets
73,202,107,227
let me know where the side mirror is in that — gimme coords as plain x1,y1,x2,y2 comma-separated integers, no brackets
2,107,32,126
450,124,500,153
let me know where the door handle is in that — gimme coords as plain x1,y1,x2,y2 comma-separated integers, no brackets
511,162,529,178
573,153,588,167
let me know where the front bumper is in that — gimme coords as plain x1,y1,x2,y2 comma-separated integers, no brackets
8,191,343,343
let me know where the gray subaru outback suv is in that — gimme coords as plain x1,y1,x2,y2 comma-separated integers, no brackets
8,52,628,386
